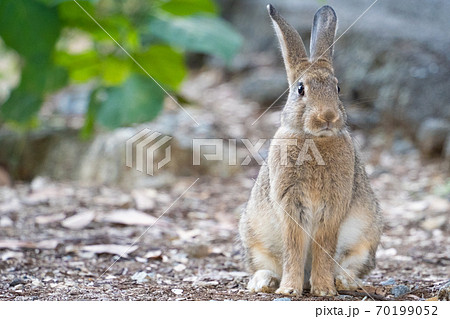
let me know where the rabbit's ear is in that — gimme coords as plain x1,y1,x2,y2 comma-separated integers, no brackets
310,5,337,61
268,4,307,85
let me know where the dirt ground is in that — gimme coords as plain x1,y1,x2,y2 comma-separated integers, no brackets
0,138,448,300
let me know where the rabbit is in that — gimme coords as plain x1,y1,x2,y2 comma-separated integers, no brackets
239,4,383,297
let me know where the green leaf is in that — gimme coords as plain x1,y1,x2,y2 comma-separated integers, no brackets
0,61,68,123
156,0,217,16
55,50,100,83
35,0,97,6
0,0,61,60
101,56,132,86
97,74,165,128
58,2,136,47
136,45,186,90
0,88,43,123
148,14,242,63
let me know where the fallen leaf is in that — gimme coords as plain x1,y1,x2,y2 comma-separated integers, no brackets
0,239,58,250
0,251,24,261
144,250,162,259
36,213,66,225
96,209,160,226
61,211,95,229
80,244,138,257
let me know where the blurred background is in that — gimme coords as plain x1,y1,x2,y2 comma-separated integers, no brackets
0,0,448,300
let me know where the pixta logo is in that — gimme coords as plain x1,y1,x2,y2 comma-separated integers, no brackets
126,129,172,176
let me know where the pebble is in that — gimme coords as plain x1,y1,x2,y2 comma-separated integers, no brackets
174,264,186,272
380,278,396,286
172,289,183,295
391,285,410,297
11,284,23,291
10,278,25,287
273,297,291,301
0,216,13,227
131,271,154,284
31,279,43,287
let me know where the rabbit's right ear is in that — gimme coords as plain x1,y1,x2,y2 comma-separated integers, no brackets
267,4,307,85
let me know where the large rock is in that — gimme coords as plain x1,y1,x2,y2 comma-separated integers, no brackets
218,0,450,157
417,118,450,157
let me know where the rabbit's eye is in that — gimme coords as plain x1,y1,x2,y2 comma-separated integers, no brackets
337,85,341,93
298,82,305,96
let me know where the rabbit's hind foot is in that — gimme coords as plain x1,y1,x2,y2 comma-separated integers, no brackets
335,273,361,291
247,270,280,293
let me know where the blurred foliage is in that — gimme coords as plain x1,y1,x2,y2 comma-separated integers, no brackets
0,0,242,134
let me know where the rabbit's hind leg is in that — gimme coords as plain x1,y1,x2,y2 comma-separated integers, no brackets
334,240,375,290
246,244,281,293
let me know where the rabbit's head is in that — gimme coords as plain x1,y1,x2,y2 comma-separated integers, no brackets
268,4,347,137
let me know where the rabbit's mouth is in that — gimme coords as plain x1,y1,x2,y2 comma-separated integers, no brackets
316,128,336,137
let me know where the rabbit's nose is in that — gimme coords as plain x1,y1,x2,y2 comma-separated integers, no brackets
317,110,339,123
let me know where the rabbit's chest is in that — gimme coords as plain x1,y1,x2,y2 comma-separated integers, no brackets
288,136,355,208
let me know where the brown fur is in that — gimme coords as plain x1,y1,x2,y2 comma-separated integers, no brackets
239,5,383,296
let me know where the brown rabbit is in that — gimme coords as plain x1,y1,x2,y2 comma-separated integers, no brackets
239,4,383,296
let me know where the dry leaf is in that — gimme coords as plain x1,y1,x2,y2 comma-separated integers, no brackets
36,213,66,225
96,209,159,226
80,244,138,257
144,250,162,259
61,211,95,229
0,239,58,250
0,251,24,261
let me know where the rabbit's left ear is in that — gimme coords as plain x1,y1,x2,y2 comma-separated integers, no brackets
310,6,337,61
268,4,308,85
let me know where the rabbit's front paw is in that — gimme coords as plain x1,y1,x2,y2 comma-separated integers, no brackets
335,274,360,291
311,285,337,297
275,287,302,296
247,270,280,293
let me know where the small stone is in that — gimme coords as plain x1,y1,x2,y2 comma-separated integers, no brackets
172,289,183,295
273,297,291,301
391,285,410,297
0,216,13,227
417,118,450,157
131,271,153,284
10,278,25,287
186,244,210,258
380,278,396,286
174,264,186,272
135,257,147,263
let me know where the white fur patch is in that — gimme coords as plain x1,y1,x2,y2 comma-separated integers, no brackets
336,215,365,255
